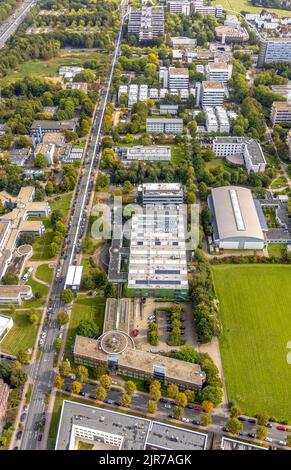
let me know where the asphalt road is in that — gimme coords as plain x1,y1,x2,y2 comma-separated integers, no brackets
19,2,128,451
62,379,289,448
0,0,37,49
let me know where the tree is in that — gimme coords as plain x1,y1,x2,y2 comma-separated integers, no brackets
149,380,161,401
199,385,223,407
53,338,63,352
93,364,108,379
201,412,212,427
27,309,39,324
34,153,48,169
256,411,269,426
16,349,30,364
49,242,59,257
71,380,82,394
45,181,54,195
57,312,69,325
10,368,27,388
95,386,107,402
167,383,179,400
54,374,64,389
123,180,133,193
147,399,158,414
173,406,184,420
59,360,72,377
230,405,241,418
121,393,132,408
99,374,112,389
256,425,268,441
184,389,195,403
17,233,36,247
202,400,214,413
60,289,74,304
76,320,99,338
2,271,18,285
76,365,89,383
125,380,136,396
227,417,243,435
176,392,188,408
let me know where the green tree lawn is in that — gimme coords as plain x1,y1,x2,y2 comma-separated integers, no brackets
212,264,291,421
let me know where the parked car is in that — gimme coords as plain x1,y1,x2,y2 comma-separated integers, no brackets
277,425,287,431
89,395,96,400
159,398,168,403
20,413,27,422
194,404,203,412
238,416,246,422
186,404,194,409
192,419,201,426
222,427,230,433
16,431,22,440
182,417,190,423
65,387,70,393
104,399,113,405
34,422,39,431
247,418,257,424
38,434,43,442
266,422,273,428
248,433,255,439
168,414,176,419
265,437,272,443
164,404,171,409
278,440,287,446
114,401,122,407
79,391,86,397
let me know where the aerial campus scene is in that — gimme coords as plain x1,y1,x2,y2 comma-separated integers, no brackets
0,0,290,460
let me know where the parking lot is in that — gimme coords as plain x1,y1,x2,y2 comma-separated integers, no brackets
134,298,197,353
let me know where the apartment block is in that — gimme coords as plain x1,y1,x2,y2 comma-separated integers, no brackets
146,118,183,134
257,38,291,67
128,7,165,42
206,62,232,84
270,101,291,125
200,81,225,109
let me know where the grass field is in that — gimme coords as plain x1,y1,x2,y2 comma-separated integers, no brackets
218,0,291,17
49,192,73,220
35,264,54,284
0,311,39,355
22,278,48,308
65,295,105,353
212,264,291,421
0,50,102,87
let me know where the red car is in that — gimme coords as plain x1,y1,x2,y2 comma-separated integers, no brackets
194,404,203,412
276,425,287,431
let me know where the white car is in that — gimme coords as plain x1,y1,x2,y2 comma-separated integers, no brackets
278,440,287,446
164,404,171,409
182,417,190,423
265,437,272,443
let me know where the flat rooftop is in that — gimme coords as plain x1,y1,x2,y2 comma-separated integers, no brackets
202,81,224,90
124,146,171,156
272,101,291,111
221,437,267,451
0,285,31,298
169,67,189,77
74,334,205,388
146,118,183,124
55,400,208,450
0,314,12,337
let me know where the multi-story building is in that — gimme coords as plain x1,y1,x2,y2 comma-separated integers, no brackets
216,107,230,133
206,62,232,84
146,118,183,134
168,67,189,89
257,38,291,67
34,143,55,165
0,379,9,434
205,108,218,132
215,25,249,43
287,129,291,158
30,120,76,136
200,81,225,108
193,2,223,17
120,145,171,162
138,182,184,205
166,0,191,15
270,101,291,125
128,7,165,42
213,137,266,173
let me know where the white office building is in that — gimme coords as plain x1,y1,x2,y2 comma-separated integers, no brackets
200,81,225,109
213,137,266,173
138,182,184,205
168,67,189,89
121,146,171,162
146,118,183,134
216,107,230,133
270,102,291,125
257,38,291,67
205,108,218,132
206,63,232,84
128,7,165,42
166,0,191,15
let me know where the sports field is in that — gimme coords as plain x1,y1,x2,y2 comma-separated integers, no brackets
212,264,291,421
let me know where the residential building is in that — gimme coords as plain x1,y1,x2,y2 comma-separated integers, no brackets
138,182,184,205
270,102,291,125
59,66,83,80
200,81,225,108
146,118,183,134
213,137,266,173
34,143,55,165
128,7,165,42
168,67,189,89
128,84,139,107
257,38,291,67
206,62,232,84
0,314,13,342
120,145,171,162
0,379,9,434
208,186,266,250
56,400,208,450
